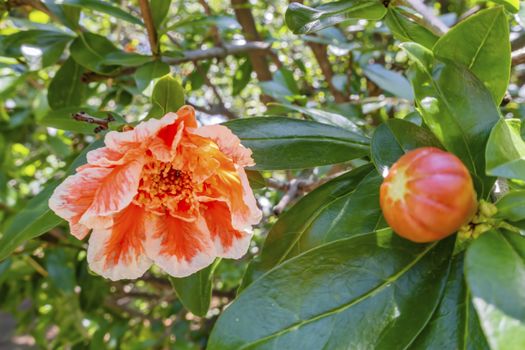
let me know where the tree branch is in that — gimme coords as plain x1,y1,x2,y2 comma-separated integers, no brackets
512,47,525,66
138,0,159,57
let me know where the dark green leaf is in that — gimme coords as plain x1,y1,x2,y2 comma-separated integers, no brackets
70,33,120,74
2,30,73,68
384,8,438,49
208,230,454,349
148,74,185,118
44,2,81,29
46,249,76,294
241,164,383,288
402,42,499,198
246,170,266,189
433,7,510,104
371,118,443,176
151,0,172,29
465,230,525,349
61,0,144,26
103,51,153,66
169,260,219,317
232,58,252,96
495,190,525,222
363,64,414,100
285,0,387,34
134,60,170,92
47,57,86,110
223,117,369,170
486,118,525,182
410,254,489,350
0,140,103,262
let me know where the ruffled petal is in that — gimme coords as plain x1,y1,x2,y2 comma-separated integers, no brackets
237,167,263,228
145,214,215,277
80,160,144,226
49,167,114,239
193,124,254,167
87,204,152,281
202,201,253,259
105,112,178,151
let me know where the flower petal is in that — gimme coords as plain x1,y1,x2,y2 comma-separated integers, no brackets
202,201,253,259
87,204,152,281
145,214,215,277
105,112,178,150
193,124,254,167
49,167,113,239
80,160,144,226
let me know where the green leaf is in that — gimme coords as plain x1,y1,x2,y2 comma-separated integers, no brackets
384,8,438,49
44,2,81,30
465,230,525,349
61,0,144,26
2,30,73,68
134,60,170,92
402,42,500,198
232,58,252,96
70,33,120,74
495,190,525,222
433,7,510,104
208,230,454,349
285,0,387,34
410,254,489,349
223,117,369,170
103,51,153,67
362,64,414,100
0,140,103,262
40,107,123,134
151,0,172,29
272,102,364,134
486,118,525,182
241,164,383,288
148,74,185,118
246,170,266,189
371,118,443,176
484,0,519,13
169,260,219,317
46,249,77,294
47,57,86,110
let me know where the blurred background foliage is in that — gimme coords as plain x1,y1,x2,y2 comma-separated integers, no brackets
0,0,523,348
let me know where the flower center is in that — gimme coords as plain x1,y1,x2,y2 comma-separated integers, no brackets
134,161,197,214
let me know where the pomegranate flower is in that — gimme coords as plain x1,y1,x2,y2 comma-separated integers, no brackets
49,106,262,281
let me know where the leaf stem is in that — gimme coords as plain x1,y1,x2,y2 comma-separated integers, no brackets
139,0,159,58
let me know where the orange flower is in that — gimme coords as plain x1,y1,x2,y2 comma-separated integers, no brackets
49,106,262,280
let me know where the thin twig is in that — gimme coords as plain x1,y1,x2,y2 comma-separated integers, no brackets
138,0,159,57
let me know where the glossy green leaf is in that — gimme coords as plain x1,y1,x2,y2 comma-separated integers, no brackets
241,164,383,288
433,7,510,104
134,60,170,92
44,2,81,30
0,140,103,262
384,8,438,49
232,58,252,96
151,0,172,29
285,0,387,34
47,57,86,110
103,51,153,67
402,42,499,198
70,33,120,74
495,190,525,222
363,64,414,100
410,254,489,350
246,170,266,189
371,118,443,176
61,0,144,26
465,230,525,349
148,74,185,118
484,0,519,13
208,230,454,349
486,118,525,181
2,30,73,68
170,260,219,317
271,102,363,134
223,117,369,170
